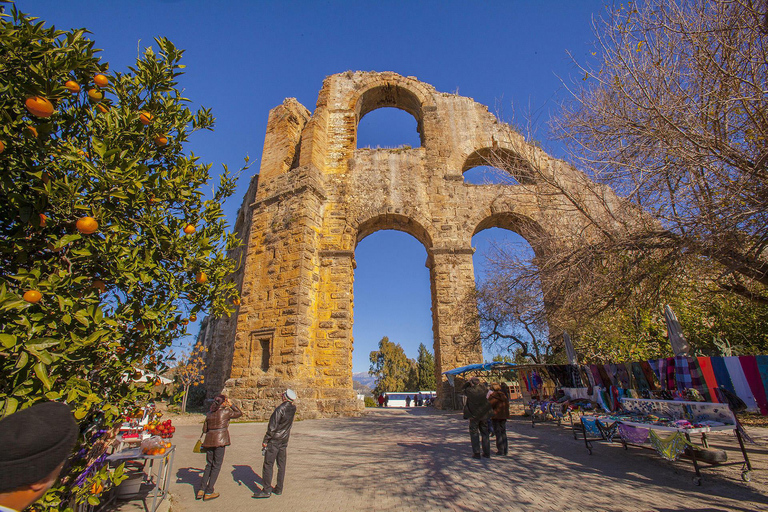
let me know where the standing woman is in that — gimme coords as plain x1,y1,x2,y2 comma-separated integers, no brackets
198,394,242,501
489,382,510,455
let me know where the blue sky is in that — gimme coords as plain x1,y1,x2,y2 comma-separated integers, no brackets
24,0,608,373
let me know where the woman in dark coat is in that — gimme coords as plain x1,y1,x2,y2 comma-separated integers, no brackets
198,394,242,500
488,382,510,456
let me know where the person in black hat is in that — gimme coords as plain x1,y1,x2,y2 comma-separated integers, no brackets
0,402,78,512
253,389,296,499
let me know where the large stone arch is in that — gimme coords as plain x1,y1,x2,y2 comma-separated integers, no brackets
201,71,641,419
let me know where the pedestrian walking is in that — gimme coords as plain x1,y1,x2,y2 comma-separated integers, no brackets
254,389,297,499
463,377,493,459
406,395,411,407
384,394,389,407
198,394,242,501
488,382,510,455
377,393,385,407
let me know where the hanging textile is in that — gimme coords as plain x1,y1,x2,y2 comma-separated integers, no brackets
580,365,595,394
739,356,768,416
710,357,736,394
589,365,604,388
648,430,694,461
624,362,637,389
665,357,677,391
724,356,758,411
597,365,612,388
631,362,650,392
582,417,602,438
640,361,660,390
616,364,631,388
757,356,768,410
657,358,669,390
568,364,584,388
697,357,720,402
648,359,661,382
596,419,620,442
674,356,692,391
687,357,711,402
618,424,649,444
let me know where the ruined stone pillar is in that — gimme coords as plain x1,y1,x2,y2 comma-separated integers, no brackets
427,247,483,409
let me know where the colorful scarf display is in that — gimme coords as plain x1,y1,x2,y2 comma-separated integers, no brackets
618,424,650,445
724,356,758,411
648,430,693,461
740,356,768,415
710,357,736,394
674,356,692,391
697,356,721,402
582,417,602,438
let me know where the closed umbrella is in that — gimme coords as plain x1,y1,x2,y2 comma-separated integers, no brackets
664,304,690,356
563,331,578,365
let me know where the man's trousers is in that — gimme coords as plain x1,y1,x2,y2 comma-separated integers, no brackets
262,440,288,492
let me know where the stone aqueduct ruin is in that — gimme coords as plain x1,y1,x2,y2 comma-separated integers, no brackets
199,71,630,419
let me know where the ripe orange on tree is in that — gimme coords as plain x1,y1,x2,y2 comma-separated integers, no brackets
189,313,197,322
139,111,153,125
183,223,195,234
64,80,80,93
25,96,54,118
93,73,109,87
23,290,42,303
76,216,99,234
96,103,109,114
195,272,207,284
0,140,5,154
90,482,104,495
38,213,47,227
87,89,103,102
233,298,241,306
24,125,38,138
153,134,168,146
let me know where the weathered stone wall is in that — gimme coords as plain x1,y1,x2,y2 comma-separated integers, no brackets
203,71,639,419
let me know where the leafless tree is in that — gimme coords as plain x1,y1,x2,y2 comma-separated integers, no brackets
554,0,768,303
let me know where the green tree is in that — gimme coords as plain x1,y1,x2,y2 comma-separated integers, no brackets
0,6,240,509
415,343,436,390
368,336,410,395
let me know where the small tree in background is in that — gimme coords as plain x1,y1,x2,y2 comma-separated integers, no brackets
0,5,241,509
174,341,207,413
369,336,410,395
415,343,436,390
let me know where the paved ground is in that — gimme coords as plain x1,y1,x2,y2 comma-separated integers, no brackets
130,408,766,512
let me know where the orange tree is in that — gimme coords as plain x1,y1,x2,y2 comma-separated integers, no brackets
0,5,240,510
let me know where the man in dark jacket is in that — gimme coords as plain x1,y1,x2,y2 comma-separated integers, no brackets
463,377,492,459
253,389,297,498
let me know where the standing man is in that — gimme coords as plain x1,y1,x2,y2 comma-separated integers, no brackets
463,377,493,459
0,402,78,512
253,389,297,499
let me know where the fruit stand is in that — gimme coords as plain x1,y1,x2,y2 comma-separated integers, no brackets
108,406,177,511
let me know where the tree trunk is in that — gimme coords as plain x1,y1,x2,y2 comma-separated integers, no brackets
181,384,190,413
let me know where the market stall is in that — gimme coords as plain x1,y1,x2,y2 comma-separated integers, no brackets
580,398,752,485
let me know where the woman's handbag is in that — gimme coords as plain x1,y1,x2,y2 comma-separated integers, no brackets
193,435,204,453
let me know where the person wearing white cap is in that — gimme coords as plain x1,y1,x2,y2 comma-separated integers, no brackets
253,389,297,499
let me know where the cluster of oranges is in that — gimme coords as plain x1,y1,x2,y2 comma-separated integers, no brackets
142,439,173,456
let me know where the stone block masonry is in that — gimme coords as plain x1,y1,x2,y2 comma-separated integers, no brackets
199,71,637,419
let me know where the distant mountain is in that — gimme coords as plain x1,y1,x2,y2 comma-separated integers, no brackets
353,372,376,389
